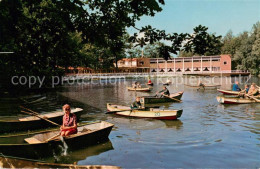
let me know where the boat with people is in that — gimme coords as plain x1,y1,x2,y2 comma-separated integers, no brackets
140,92,184,104
216,96,259,104
0,154,120,168
185,84,221,89
127,87,151,92
0,121,114,158
0,108,83,133
217,89,240,95
106,103,183,120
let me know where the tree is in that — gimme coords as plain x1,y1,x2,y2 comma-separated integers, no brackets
183,25,222,56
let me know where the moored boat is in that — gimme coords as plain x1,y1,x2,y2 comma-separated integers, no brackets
0,121,114,158
127,87,151,92
0,154,120,168
216,96,258,104
0,108,83,133
217,89,240,95
107,103,182,120
140,92,183,104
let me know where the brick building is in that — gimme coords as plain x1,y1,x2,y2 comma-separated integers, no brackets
117,55,231,73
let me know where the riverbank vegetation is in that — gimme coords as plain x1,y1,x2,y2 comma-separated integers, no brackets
0,0,259,91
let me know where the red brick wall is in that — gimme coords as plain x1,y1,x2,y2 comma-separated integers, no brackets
220,55,231,71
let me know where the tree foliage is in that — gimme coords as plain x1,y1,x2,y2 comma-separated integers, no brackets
222,22,260,75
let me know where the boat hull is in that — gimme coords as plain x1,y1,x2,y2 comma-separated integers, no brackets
115,109,183,120
0,121,114,158
185,84,221,88
141,92,183,104
216,96,257,104
127,87,151,92
107,104,182,120
217,89,240,95
0,108,83,133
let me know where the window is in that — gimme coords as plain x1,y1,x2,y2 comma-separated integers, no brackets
139,61,144,65
224,61,227,65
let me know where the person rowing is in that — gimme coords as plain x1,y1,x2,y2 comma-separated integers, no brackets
232,81,241,91
132,81,141,88
238,84,250,97
156,86,170,98
60,104,77,137
247,83,259,97
131,97,142,109
197,81,205,90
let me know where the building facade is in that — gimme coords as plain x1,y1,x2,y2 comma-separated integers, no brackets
116,55,231,73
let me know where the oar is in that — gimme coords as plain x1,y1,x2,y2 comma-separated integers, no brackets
245,94,260,102
106,107,145,114
45,133,60,142
162,94,182,102
21,110,60,126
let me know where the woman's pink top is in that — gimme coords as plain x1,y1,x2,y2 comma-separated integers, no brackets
63,113,77,127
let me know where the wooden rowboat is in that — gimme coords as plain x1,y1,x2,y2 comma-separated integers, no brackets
0,108,83,133
185,84,221,88
127,87,151,92
107,103,182,120
0,121,114,158
140,92,183,104
216,96,258,104
217,89,240,95
0,154,120,168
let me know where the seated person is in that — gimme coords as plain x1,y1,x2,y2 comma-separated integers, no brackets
60,104,77,137
156,86,170,98
131,97,142,109
247,83,259,97
132,82,138,88
232,81,241,91
197,81,205,90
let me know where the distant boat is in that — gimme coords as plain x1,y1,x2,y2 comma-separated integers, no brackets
185,84,221,88
127,87,151,92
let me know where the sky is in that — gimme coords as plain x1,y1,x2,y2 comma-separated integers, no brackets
128,0,260,37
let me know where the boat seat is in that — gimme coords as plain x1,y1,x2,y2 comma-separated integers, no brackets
24,137,43,144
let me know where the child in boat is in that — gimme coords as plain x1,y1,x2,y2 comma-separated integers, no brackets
148,78,152,84
131,97,142,109
232,81,241,91
60,104,77,137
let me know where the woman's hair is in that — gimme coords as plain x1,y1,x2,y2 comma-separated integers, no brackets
63,104,71,110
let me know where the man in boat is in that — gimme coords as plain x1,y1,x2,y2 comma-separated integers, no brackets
232,81,241,91
197,81,205,90
156,86,170,98
131,97,142,109
60,104,77,137
247,83,259,97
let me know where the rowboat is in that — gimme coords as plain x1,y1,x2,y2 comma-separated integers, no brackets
0,108,83,133
185,84,221,88
217,89,240,95
107,103,182,120
0,121,114,158
140,92,183,104
216,96,258,104
0,154,120,168
127,87,151,92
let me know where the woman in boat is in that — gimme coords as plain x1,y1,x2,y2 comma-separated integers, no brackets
60,104,77,137
232,81,241,91
131,97,142,109
156,86,170,98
